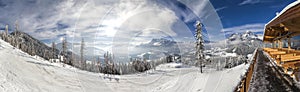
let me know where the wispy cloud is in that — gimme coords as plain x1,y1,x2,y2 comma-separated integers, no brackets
238,0,275,6
215,6,227,12
222,23,265,35
0,0,221,55
239,0,260,5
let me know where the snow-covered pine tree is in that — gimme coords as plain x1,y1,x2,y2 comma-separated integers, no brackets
195,21,205,73
14,21,19,49
52,42,56,60
62,37,67,64
80,38,86,70
1,25,9,42
5,25,8,38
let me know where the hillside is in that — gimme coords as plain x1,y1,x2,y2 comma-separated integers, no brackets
0,38,250,92
0,31,75,65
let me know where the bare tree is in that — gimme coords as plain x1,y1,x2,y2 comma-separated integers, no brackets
195,21,205,73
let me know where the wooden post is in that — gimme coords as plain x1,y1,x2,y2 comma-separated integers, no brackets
288,37,291,52
276,40,278,48
272,41,275,48
278,40,280,48
279,40,282,48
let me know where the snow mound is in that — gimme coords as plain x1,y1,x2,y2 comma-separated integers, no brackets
157,63,184,68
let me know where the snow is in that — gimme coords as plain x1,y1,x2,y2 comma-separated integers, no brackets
224,53,237,57
157,62,185,68
247,54,253,60
153,42,161,46
0,39,249,92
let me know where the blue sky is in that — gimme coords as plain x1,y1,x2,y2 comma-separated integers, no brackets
211,0,295,28
0,0,297,54
210,0,295,36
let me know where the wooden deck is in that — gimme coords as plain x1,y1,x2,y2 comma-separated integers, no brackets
263,48,300,80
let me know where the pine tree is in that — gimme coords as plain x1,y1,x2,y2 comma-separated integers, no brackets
3,25,9,41
195,21,205,73
14,21,19,49
31,42,35,56
5,25,8,37
62,37,67,63
52,42,56,59
80,38,86,70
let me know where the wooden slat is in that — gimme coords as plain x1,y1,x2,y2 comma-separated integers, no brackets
282,61,300,68
281,56,300,62
280,53,295,57
267,49,279,53
270,51,286,55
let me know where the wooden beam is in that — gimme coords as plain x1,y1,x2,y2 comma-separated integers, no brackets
281,22,300,32
265,35,275,39
271,26,285,31
290,32,300,37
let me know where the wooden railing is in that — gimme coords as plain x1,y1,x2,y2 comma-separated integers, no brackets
234,48,258,92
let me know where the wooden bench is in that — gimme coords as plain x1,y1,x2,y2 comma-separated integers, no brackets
273,53,296,64
264,48,277,51
291,50,300,55
263,48,273,51
282,61,300,70
266,49,278,53
269,51,286,59
281,55,300,63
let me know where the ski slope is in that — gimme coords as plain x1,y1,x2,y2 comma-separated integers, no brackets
0,39,249,92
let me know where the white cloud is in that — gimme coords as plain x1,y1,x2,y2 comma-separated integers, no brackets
222,23,265,35
239,0,274,6
178,0,225,41
0,0,219,54
215,6,227,12
239,0,260,5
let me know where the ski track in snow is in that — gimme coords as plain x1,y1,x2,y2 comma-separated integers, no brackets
0,39,249,92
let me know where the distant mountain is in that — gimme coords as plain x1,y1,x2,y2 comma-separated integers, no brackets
225,31,263,55
56,42,105,61
132,38,181,60
227,31,261,43
138,38,177,47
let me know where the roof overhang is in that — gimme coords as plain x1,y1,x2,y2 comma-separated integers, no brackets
263,1,300,43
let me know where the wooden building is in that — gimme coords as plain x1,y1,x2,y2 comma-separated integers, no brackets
263,1,300,81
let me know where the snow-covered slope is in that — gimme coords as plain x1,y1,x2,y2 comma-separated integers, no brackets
0,39,249,92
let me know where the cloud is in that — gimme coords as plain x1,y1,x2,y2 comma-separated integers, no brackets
221,23,265,35
239,0,260,5
0,0,220,55
177,0,225,41
238,0,275,6
215,6,227,12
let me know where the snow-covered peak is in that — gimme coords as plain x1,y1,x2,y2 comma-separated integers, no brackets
228,33,242,41
227,31,260,42
139,38,177,47
242,31,258,40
